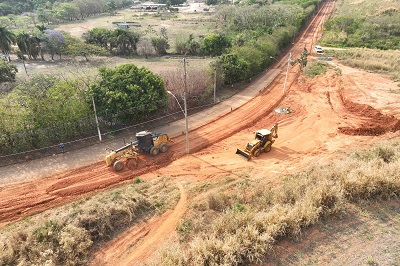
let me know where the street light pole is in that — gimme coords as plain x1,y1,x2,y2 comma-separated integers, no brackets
183,58,189,154
91,95,102,142
283,52,292,95
167,89,189,154
213,65,217,103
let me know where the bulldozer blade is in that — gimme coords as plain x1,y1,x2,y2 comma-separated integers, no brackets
236,148,251,160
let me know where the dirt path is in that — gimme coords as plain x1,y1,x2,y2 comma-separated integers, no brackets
91,181,187,265
1,0,400,264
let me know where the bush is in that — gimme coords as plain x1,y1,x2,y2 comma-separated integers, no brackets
303,61,328,77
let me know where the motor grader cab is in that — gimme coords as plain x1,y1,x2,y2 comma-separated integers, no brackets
133,131,171,156
236,123,278,160
105,131,171,172
105,142,139,172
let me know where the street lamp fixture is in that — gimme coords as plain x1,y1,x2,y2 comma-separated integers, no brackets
269,56,279,63
167,90,189,154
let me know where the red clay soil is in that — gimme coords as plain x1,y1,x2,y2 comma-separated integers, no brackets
338,92,400,136
1,0,400,264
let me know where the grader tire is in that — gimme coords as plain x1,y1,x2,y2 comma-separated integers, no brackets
126,158,138,170
150,146,160,156
113,160,125,172
160,143,169,153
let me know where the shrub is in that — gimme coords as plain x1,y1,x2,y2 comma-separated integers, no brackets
303,61,328,77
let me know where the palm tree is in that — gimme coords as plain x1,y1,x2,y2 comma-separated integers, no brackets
16,32,40,60
0,26,15,54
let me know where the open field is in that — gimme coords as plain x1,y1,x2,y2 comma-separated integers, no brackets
1,0,400,265
56,2,215,48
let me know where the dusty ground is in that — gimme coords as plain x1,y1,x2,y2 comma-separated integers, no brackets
1,0,400,265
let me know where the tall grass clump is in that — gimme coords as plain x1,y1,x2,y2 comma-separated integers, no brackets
0,178,179,266
161,141,400,265
303,61,328,78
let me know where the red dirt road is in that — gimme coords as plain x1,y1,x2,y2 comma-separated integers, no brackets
1,0,400,264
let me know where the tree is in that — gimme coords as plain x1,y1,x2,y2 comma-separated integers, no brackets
84,28,112,51
202,33,231,56
89,64,167,122
40,29,65,60
0,60,18,83
16,32,40,59
109,28,140,55
53,2,80,22
175,34,200,55
151,37,169,55
63,35,109,61
219,53,249,85
0,26,16,54
150,27,169,55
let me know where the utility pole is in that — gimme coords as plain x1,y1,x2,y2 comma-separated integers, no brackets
183,58,189,154
214,63,217,104
92,95,102,142
283,52,292,95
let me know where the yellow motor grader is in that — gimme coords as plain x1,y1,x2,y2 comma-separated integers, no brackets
105,131,171,172
236,123,278,160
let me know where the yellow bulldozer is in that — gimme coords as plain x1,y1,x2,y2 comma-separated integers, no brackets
236,123,278,160
105,131,172,172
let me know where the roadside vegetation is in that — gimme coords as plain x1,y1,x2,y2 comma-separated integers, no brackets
161,141,400,265
0,141,398,265
0,177,180,265
319,0,399,50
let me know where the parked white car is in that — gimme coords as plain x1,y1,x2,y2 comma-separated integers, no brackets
315,45,323,53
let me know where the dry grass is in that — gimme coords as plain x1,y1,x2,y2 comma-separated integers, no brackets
161,141,400,265
329,48,400,81
0,177,179,266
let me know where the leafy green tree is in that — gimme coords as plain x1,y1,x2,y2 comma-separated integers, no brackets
175,34,200,55
109,28,140,55
53,2,80,21
0,3,14,16
0,26,16,54
84,28,112,51
40,29,65,60
205,0,218,5
64,35,109,61
219,54,249,85
0,60,18,83
202,33,231,56
89,64,167,121
16,32,40,59
151,27,169,55
151,37,169,55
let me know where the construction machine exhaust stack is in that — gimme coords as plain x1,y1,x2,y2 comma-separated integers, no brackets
236,123,278,160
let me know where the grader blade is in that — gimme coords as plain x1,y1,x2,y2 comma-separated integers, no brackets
236,148,251,160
